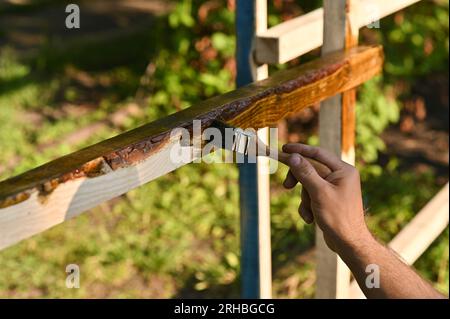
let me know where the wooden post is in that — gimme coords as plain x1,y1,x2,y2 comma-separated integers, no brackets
254,0,272,299
316,0,359,299
236,0,272,299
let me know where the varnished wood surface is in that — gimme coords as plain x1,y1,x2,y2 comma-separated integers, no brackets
0,45,383,208
0,46,383,250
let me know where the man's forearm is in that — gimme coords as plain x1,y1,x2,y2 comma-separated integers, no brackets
280,144,445,299
337,231,445,299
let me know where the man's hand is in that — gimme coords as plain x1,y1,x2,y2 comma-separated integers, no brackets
279,143,445,299
280,143,369,254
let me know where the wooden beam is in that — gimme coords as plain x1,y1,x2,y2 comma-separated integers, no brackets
316,0,350,300
256,8,324,64
389,183,449,263
350,183,450,298
351,0,422,29
0,45,383,251
316,0,360,299
256,0,421,64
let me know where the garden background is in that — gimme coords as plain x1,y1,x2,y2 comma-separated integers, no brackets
0,0,448,298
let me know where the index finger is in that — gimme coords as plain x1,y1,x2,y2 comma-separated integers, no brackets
282,143,345,171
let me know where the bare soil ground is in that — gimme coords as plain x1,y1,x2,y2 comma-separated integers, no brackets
0,0,172,55
381,73,449,184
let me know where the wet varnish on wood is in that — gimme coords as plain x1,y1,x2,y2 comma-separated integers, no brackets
0,45,383,250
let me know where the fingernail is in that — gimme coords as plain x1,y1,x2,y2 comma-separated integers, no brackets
289,154,301,166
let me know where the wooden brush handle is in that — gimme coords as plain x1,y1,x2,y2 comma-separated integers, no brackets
267,147,332,179
251,135,332,178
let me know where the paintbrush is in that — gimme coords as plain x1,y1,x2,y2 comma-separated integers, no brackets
210,120,332,178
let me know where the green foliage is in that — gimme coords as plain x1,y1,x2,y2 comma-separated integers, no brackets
0,49,30,81
142,1,236,121
211,32,235,58
169,0,195,28
356,77,400,163
381,0,449,80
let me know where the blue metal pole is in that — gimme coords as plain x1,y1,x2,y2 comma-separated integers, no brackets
235,0,260,299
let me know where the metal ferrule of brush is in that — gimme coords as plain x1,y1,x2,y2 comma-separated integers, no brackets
210,120,256,156
232,128,253,155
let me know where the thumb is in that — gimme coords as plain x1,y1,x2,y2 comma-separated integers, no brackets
288,154,326,196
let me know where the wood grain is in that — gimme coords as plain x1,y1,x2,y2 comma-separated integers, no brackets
341,0,359,164
316,0,355,299
255,8,324,64
0,45,383,250
254,0,272,300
